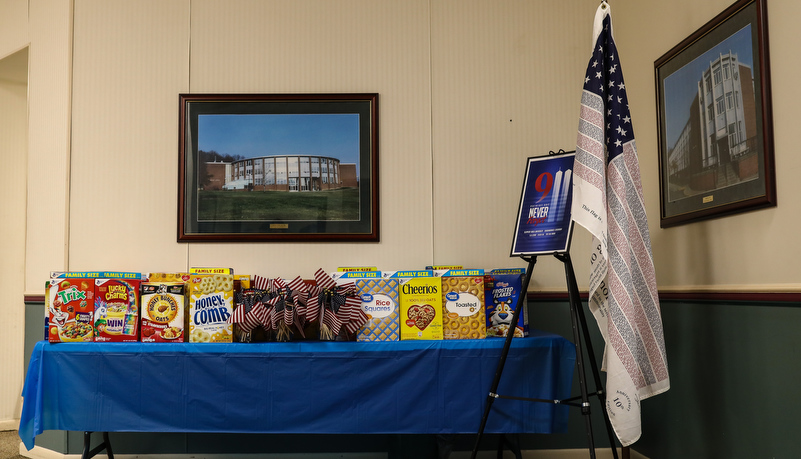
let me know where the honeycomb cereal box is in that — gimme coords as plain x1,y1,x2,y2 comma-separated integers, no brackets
46,278,95,342
438,269,486,340
141,281,187,342
189,268,234,343
484,268,529,338
94,278,141,342
332,271,399,342
386,270,443,340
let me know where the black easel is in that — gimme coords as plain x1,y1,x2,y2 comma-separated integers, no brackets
470,252,619,459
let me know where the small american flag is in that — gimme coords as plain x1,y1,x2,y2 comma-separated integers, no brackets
570,1,670,446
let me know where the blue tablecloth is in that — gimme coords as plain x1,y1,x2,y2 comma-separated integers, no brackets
19,331,575,450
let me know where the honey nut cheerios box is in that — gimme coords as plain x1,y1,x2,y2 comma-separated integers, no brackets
189,268,234,343
141,274,189,343
484,268,529,338
94,278,141,342
436,269,486,340
331,271,399,342
385,270,443,341
46,278,95,343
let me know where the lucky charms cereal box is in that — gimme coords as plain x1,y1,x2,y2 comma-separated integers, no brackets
94,278,141,342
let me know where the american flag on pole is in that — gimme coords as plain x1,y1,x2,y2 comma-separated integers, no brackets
570,1,670,446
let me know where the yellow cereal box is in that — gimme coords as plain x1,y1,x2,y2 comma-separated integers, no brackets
188,268,234,343
386,271,443,340
437,269,486,340
332,271,399,342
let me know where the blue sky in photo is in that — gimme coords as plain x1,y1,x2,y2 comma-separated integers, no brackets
663,24,753,149
198,113,360,170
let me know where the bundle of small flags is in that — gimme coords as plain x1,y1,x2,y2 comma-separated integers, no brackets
229,271,367,342
306,269,368,341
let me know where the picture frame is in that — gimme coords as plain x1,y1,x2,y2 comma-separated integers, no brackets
654,0,775,228
178,93,379,242
510,152,576,257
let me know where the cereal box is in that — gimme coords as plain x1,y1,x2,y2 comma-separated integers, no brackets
386,270,443,340
94,278,141,342
189,268,234,343
46,278,95,342
438,269,486,339
484,268,529,338
141,282,187,342
332,271,399,342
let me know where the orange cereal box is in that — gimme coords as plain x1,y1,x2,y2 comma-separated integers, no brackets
94,278,141,342
46,278,95,342
141,282,187,342
386,270,443,340
189,268,234,343
438,269,486,339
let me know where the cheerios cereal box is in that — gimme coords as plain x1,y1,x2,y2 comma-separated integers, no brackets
141,281,187,342
94,278,141,342
385,270,443,340
46,278,95,343
484,268,529,338
437,269,486,340
332,271,399,342
189,268,234,343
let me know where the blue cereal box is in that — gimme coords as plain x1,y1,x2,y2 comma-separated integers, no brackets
484,268,529,338
332,271,399,342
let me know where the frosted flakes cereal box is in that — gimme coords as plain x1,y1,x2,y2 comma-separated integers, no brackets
94,278,141,342
141,282,187,342
47,278,95,342
386,270,443,340
332,271,399,342
484,268,529,338
189,268,234,343
438,269,486,340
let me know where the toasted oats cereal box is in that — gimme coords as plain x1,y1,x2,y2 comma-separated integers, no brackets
437,269,486,340
47,278,95,342
386,270,443,340
94,278,141,342
484,268,529,338
189,268,234,343
141,281,187,342
332,271,399,342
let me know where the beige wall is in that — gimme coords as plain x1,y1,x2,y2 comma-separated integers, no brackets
614,0,800,292
3,0,800,425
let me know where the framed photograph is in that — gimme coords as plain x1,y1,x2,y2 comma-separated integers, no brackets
654,0,775,228
178,93,379,242
510,152,575,257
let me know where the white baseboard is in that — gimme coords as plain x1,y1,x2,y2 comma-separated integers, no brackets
0,419,20,430
20,446,649,459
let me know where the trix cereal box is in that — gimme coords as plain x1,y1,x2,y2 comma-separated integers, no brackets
46,278,95,342
332,271,400,342
484,268,529,338
189,268,234,343
438,269,486,339
386,270,443,340
141,281,187,342
94,278,141,342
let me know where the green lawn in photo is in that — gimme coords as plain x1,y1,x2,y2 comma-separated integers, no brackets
197,188,360,221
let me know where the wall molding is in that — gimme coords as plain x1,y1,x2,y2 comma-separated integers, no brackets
528,291,801,304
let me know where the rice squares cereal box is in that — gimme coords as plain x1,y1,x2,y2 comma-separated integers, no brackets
387,270,443,340
484,268,529,338
141,281,187,342
94,278,141,342
438,269,486,339
189,268,234,343
46,278,95,342
332,271,399,342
